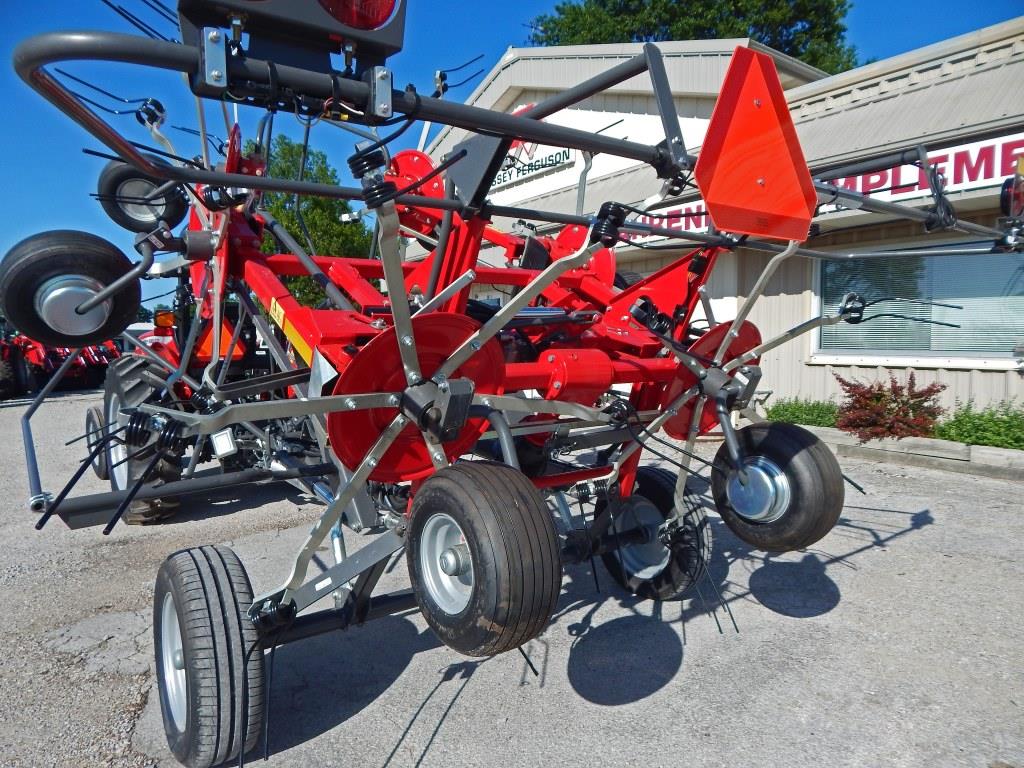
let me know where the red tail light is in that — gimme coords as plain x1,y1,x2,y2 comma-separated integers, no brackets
319,0,397,30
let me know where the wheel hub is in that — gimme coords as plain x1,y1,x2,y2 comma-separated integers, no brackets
419,513,474,615
116,178,165,223
34,275,111,337
438,543,470,576
726,456,791,523
612,496,670,581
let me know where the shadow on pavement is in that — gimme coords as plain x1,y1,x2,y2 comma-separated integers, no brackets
557,500,935,705
266,614,443,758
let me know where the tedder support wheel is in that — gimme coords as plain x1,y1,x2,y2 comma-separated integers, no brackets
85,405,108,480
97,155,188,233
599,466,712,600
407,461,562,657
0,230,141,348
711,422,844,552
154,546,265,768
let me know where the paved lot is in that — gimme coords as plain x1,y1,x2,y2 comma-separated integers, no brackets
0,390,1021,768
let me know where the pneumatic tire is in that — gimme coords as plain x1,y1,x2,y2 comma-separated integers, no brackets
0,230,140,347
154,546,265,768
599,466,711,600
711,422,844,552
97,155,188,233
407,461,562,657
85,405,109,480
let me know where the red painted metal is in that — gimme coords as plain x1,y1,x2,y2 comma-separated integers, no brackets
662,320,762,439
695,47,816,242
328,313,506,481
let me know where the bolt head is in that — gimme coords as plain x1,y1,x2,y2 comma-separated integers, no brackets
208,30,221,42
210,69,223,82
470,340,481,350
553,381,562,390
401,335,413,347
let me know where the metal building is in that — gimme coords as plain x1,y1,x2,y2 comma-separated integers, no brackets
428,18,1024,410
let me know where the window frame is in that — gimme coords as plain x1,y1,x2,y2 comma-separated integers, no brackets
809,252,1023,371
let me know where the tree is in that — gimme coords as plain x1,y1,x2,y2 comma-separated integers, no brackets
256,134,373,306
136,306,154,323
528,0,859,74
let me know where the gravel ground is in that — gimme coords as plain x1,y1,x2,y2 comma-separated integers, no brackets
0,389,1021,768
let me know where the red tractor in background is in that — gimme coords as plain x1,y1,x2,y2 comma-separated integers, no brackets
0,316,120,398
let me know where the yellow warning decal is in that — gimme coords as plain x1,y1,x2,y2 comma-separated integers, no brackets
267,297,313,365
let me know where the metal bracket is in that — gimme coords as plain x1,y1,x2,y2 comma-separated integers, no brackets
200,28,228,95
366,66,393,119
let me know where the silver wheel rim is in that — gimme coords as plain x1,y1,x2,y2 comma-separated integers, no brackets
160,592,188,731
116,178,166,223
34,275,111,337
107,391,128,490
726,456,792,523
613,499,670,581
419,513,473,615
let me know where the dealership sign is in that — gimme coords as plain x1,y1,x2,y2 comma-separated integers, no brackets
622,132,1024,242
491,103,577,189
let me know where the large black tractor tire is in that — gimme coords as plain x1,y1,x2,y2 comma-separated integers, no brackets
711,422,844,552
407,461,562,657
104,356,181,522
97,155,188,233
0,231,140,347
0,355,19,398
598,466,712,600
154,546,265,768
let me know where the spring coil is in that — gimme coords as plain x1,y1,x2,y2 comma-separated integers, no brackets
590,201,628,246
362,180,398,210
574,478,610,504
125,412,152,447
189,390,220,415
348,148,387,178
155,419,184,453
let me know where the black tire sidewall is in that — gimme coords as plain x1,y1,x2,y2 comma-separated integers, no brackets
98,157,187,233
85,406,109,480
600,466,710,600
0,231,140,347
407,472,507,655
153,560,202,765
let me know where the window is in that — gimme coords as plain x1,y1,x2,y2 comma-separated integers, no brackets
818,247,1024,358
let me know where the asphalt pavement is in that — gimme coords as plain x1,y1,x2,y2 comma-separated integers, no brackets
0,390,1021,768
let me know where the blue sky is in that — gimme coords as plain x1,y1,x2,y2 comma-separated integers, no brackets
0,1,1020,306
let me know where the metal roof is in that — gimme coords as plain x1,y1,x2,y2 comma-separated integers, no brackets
429,38,826,157
434,17,1024,222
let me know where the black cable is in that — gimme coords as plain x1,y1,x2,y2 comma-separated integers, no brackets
390,149,467,198
349,108,420,162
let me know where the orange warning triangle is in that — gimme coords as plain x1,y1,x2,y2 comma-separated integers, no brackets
695,47,816,242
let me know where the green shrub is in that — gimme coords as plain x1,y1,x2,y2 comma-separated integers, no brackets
765,397,839,428
934,400,1024,450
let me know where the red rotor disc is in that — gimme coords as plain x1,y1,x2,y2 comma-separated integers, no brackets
328,313,505,482
661,320,762,439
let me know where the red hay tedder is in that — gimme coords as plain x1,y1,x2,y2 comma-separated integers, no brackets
3,1,1022,766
